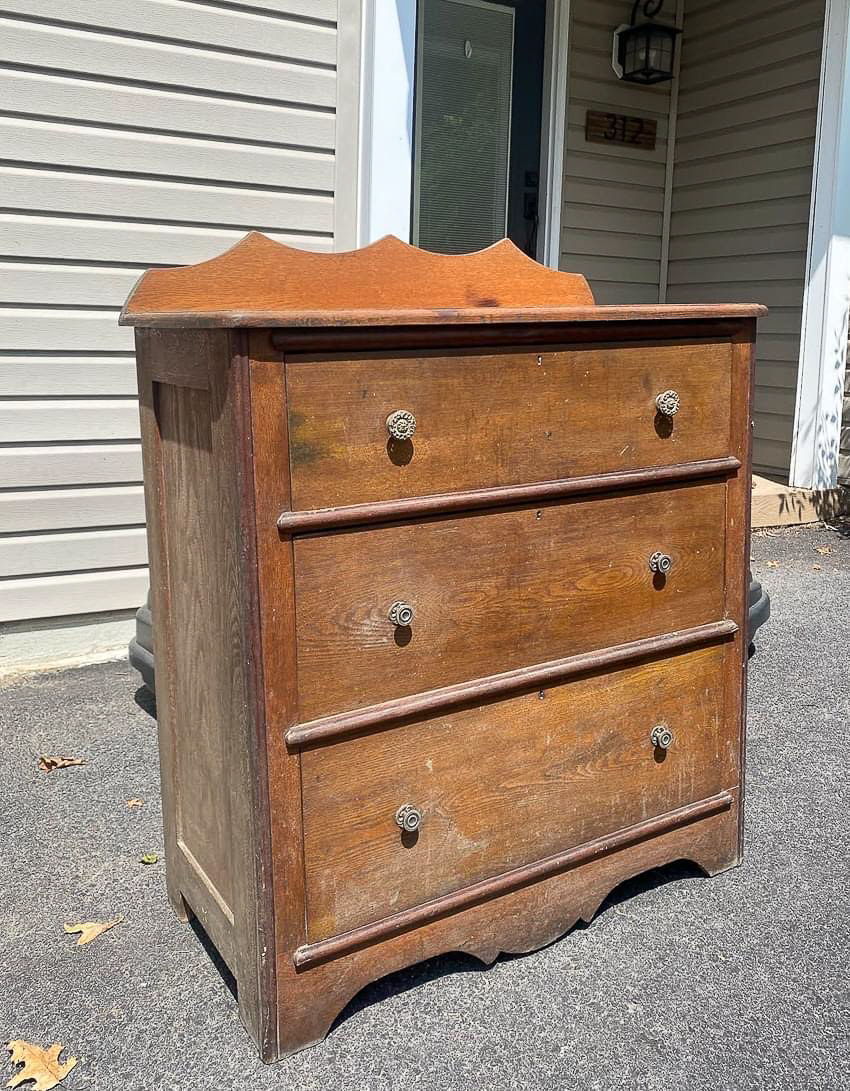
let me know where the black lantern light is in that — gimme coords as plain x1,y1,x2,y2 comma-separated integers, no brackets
613,0,681,85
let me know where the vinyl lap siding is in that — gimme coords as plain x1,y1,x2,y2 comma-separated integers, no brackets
560,0,673,304
666,0,825,479
0,0,341,623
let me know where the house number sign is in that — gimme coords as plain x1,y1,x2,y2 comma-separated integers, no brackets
585,110,657,150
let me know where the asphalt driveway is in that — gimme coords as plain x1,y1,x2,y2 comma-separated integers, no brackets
1,524,848,1091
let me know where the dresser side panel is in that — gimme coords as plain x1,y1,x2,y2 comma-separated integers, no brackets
136,330,272,1050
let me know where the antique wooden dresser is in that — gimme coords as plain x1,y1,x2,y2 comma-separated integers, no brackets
121,234,764,1061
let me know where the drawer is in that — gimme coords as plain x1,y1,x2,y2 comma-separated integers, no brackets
301,643,735,941
293,481,726,721
285,341,733,510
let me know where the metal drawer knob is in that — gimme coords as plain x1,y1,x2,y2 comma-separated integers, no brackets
655,390,680,417
651,725,674,750
388,600,414,627
395,804,422,833
386,409,417,440
649,551,672,575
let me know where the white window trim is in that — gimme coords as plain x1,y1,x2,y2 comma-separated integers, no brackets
356,0,570,270
357,0,418,246
539,0,570,269
790,0,850,489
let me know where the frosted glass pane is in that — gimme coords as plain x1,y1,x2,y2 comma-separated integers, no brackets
415,0,514,254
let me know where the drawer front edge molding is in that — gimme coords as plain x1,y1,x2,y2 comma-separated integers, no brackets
293,790,734,968
277,456,741,533
285,618,738,748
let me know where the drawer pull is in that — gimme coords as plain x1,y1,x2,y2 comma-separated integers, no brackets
388,600,414,627
650,725,674,750
386,409,417,440
395,804,422,833
655,389,680,417
649,551,672,575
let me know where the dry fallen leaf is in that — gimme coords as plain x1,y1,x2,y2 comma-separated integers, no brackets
63,917,124,947
37,756,85,774
139,853,159,865
765,560,780,568
125,799,142,809
5,1041,77,1091
815,546,834,555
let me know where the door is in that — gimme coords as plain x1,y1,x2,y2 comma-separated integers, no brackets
413,0,547,256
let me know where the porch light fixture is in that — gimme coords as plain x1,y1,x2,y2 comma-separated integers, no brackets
612,0,681,85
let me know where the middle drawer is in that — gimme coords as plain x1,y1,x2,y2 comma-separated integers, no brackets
292,481,726,722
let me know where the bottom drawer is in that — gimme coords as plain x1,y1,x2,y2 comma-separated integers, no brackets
301,643,738,942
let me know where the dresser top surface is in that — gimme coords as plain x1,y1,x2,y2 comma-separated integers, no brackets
120,232,766,329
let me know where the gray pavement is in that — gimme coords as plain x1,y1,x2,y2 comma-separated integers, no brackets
1,524,848,1091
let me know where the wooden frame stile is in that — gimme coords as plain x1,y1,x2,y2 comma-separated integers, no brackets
227,329,279,1061
245,332,313,1056
727,321,758,861
134,337,182,927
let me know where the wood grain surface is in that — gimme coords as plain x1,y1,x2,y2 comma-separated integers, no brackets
278,457,740,534
135,330,278,1052
286,621,737,748
121,232,592,325
120,231,765,328
127,240,758,1057
301,643,733,941
295,791,734,967
285,341,733,508
292,481,726,720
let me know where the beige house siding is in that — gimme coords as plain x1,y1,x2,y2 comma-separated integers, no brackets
0,0,349,628
559,0,673,304
666,0,826,479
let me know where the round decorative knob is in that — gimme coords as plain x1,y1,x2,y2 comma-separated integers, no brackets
650,725,674,750
395,804,422,833
649,551,673,575
386,409,417,440
388,600,414,627
655,390,680,417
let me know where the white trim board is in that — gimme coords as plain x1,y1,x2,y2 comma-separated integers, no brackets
540,0,570,269
357,0,418,245
790,0,850,489
356,0,568,269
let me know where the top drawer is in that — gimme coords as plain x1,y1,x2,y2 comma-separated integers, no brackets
285,340,733,511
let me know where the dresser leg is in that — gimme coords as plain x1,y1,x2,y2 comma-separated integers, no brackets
273,984,350,1059
169,888,191,923
694,810,743,878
